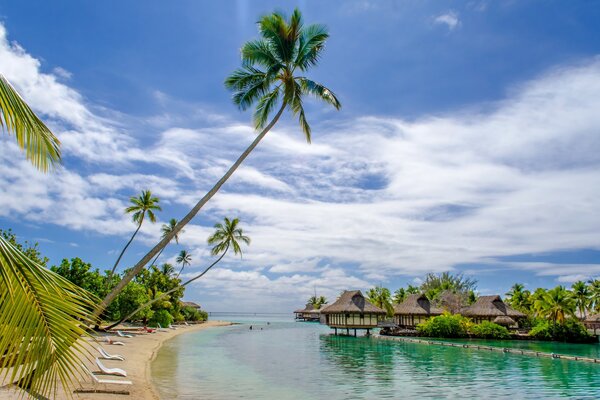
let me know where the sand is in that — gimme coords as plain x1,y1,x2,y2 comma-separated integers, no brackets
0,320,232,400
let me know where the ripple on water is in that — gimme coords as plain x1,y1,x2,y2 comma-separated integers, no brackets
152,320,600,399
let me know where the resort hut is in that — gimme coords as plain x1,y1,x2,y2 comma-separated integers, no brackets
461,295,525,328
584,313,600,335
394,293,443,328
320,290,386,336
437,291,464,314
294,303,320,321
182,301,202,310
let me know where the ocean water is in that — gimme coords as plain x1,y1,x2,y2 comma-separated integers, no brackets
151,315,600,399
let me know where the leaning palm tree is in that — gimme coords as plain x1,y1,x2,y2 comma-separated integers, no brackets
571,281,590,319
105,217,250,329
588,279,600,313
175,249,192,278
1,75,97,397
107,190,161,281
150,218,183,267
94,9,341,321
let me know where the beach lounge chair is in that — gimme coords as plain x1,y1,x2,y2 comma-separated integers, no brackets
98,347,125,361
95,358,127,377
184,321,190,326
82,364,132,387
168,324,177,330
156,323,168,332
116,330,133,338
102,337,125,345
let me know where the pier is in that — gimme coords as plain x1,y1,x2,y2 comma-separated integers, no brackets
373,334,600,365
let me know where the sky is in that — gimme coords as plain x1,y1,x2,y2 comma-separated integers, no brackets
1,1,600,312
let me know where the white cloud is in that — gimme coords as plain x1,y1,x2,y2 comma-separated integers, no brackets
434,11,461,30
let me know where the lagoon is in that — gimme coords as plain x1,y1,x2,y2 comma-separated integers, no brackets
152,315,600,399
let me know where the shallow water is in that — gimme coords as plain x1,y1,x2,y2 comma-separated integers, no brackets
152,315,600,399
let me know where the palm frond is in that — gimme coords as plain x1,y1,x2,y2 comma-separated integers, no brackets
295,24,329,71
232,75,272,111
224,67,267,91
0,75,61,172
0,235,96,397
258,12,289,62
253,87,281,130
241,39,282,68
298,77,341,109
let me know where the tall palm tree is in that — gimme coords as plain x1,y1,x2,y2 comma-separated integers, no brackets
94,9,341,320
107,190,161,281
175,249,192,278
1,75,96,396
393,288,406,304
106,217,250,329
535,286,576,324
150,218,183,267
161,263,175,278
366,285,394,317
571,281,590,319
588,279,600,313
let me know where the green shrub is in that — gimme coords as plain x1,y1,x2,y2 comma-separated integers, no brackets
417,313,470,338
181,306,208,322
148,309,174,328
469,321,511,339
529,319,593,343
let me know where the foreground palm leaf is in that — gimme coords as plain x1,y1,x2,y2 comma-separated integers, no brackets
95,8,340,321
0,235,97,398
0,74,61,172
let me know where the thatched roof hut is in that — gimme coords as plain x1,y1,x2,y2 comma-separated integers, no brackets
584,313,600,333
394,293,443,328
394,294,443,315
320,290,385,334
294,303,320,321
182,301,201,310
437,291,464,314
461,295,525,326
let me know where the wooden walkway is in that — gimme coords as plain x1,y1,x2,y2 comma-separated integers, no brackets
373,334,600,364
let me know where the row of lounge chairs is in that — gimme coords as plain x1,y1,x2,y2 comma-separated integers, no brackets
82,323,193,393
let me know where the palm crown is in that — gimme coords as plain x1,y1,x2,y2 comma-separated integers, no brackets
208,217,251,257
126,190,161,224
225,8,341,142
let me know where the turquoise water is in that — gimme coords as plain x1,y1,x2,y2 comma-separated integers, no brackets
152,315,600,399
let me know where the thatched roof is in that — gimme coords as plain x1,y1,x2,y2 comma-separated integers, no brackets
462,295,525,318
294,303,317,313
320,290,386,315
437,291,464,313
182,301,201,309
585,313,600,322
394,294,443,316
493,315,516,326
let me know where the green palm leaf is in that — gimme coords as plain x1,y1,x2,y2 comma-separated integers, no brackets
0,235,96,397
0,74,61,172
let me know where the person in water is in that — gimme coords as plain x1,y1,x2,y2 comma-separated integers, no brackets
249,325,253,330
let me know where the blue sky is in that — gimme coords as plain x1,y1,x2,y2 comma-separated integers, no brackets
1,1,600,312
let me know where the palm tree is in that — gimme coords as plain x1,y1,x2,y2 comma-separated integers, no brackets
1,75,96,396
571,281,590,319
366,285,394,317
107,190,161,281
588,279,600,313
105,217,250,329
94,9,341,320
175,249,192,278
393,288,406,304
505,283,530,311
535,286,576,324
161,263,175,278
308,295,328,309
150,218,183,267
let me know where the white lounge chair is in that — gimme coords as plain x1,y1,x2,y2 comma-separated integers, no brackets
95,358,127,377
82,364,132,387
98,347,125,361
116,330,133,338
102,337,125,345
156,323,168,332
168,324,177,330
184,321,190,326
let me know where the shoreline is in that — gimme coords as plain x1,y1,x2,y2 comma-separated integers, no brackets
0,320,232,400
145,320,232,399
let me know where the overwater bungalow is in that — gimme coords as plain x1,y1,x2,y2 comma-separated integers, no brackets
320,290,386,336
461,295,525,328
584,313,600,335
294,303,320,321
394,293,443,328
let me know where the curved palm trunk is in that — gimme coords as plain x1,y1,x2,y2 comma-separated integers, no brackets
93,104,286,322
175,263,186,279
107,220,143,281
104,246,229,330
